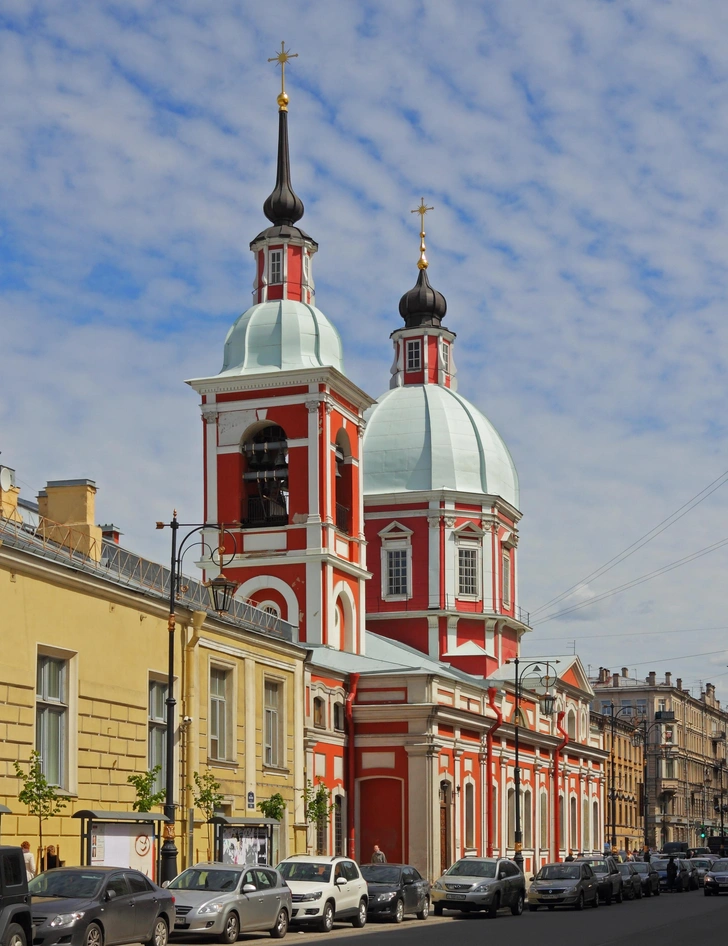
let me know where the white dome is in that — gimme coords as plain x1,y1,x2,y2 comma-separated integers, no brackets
219,299,344,376
363,385,519,508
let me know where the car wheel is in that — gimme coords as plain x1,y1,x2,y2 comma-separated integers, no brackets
510,892,524,916
146,917,168,946
433,903,443,916
270,908,289,939
351,899,367,928
487,893,500,919
219,912,239,945
393,899,404,924
575,892,585,912
318,902,334,933
84,924,104,946
5,924,27,946
416,898,429,920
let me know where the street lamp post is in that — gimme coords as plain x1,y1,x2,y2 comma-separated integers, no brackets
156,512,239,883
506,657,558,873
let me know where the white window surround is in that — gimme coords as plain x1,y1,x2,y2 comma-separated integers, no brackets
36,646,78,795
453,522,483,600
379,521,414,601
502,550,511,607
258,600,282,619
264,676,286,770
405,339,422,371
441,340,450,373
209,658,237,763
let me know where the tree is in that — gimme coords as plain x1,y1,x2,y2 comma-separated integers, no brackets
302,779,334,854
189,770,224,860
257,793,286,822
13,751,66,861
127,765,166,812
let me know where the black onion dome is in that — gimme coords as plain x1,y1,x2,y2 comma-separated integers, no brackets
398,267,447,327
263,108,304,226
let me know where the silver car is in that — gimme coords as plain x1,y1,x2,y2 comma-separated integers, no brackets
167,863,291,942
431,857,525,918
528,861,600,911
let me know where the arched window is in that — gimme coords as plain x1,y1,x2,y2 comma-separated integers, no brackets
313,697,326,729
582,797,590,850
523,789,532,849
334,796,343,856
570,796,577,849
567,710,577,740
507,788,515,849
242,424,289,527
465,783,475,849
593,800,600,852
333,702,345,732
334,429,352,534
540,792,548,849
559,796,565,848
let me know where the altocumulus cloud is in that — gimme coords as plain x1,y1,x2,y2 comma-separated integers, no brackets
2,0,728,697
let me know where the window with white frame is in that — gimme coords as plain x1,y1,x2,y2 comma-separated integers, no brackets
386,548,408,597
441,341,450,373
465,783,475,848
209,665,233,761
406,339,421,371
303,253,310,283
264,679,284,767
380,523,413,600
269,250,283,285
148,678,168,794
36,655,68,788
501,551,511,607
458,546,479,597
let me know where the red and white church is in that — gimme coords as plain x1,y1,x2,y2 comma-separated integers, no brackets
187,84,607,879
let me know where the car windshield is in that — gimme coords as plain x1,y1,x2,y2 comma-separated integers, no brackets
29,870,105,899
536,865,581,881
709,860,728,872
360,866,402,884
168,869,240,892
579,859,607,873
651,860,669,868
277,862,332,883
446,861,496,878
617,865,632,876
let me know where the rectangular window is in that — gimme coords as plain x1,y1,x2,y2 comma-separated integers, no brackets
386,548,408,597
148,679,168,794
36,655,68,787
269,250,282,285
441,341,449,373
406,339,421,371
458,547,479,597
502,552,511,607
264,680,283,768
209,666,232,761
303,253,310,282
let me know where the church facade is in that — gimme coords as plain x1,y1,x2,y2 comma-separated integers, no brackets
187,77,607,879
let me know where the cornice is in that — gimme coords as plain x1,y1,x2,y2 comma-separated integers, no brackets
364,489,521,521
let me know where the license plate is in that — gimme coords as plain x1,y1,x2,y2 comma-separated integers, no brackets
540,895,558,899
445,894,466,901
174,923,189,929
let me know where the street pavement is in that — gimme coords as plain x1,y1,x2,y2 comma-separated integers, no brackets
206,888,728,946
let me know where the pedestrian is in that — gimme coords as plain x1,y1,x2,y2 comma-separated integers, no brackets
643,845,651,863
371,844,386,864
565,851,575,862
626,850,634,862
45,845,59,870
666,855,678,892
21,841,35,881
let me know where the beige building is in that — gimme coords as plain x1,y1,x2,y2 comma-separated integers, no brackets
592,667,728,849
0,473,307,872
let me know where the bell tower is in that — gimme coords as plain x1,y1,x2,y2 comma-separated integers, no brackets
187,47,373,652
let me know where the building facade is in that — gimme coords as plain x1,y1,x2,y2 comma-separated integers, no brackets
590,710,644,853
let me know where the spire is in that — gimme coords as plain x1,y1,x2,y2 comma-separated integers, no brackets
263,42,304,227
398,199,447,327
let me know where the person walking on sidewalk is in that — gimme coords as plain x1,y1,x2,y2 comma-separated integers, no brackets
371,845,387,863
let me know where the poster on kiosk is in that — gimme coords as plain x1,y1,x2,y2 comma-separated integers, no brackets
90,823,156,879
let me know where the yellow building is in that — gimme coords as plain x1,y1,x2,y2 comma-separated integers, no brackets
590,710,645,853
0,473,306,871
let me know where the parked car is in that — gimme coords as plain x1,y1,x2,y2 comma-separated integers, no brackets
650,857,690,892
683,860,700,890
576,856,623,904
527,862,599,911
29,867,174,946
704,858,728,896
167,863,290,942
0,846,32,946
431,857,525,918
690,858,715,887
616,863,642,900
631,861,660,897
359,864,429,922
276,856,368,933
661,841,689,857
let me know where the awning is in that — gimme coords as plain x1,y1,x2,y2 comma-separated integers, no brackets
72,810,170,822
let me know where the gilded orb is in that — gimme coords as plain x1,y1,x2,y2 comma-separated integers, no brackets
277,91,289,109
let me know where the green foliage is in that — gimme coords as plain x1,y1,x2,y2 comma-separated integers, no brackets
127,765,166,812
188,770,224,821
302,779,334,826
13,750,67,852
257,792,286,821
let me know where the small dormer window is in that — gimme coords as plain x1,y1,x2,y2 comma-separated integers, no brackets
406,339,421,371
303,253,310,282
441,341,450,373
269,250,283,285
502,551,511,607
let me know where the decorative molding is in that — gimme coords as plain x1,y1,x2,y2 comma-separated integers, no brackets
305,399,319,413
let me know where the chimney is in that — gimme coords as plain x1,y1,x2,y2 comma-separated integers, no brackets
612,672,620,688
0,466,22,523
676,678,682,691
37,479,102,563
621,667,629,678
100,524,123,545
648,671,656,686
664,672,672,687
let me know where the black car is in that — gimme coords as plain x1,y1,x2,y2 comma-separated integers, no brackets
360,864,430,922
616,864,642,900
576,857,623,904
30,867,174,946
631,862,660,897
0,847,32,946
704,858,728,896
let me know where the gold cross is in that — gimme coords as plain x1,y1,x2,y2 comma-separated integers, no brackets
411,198,434,270
268,41,298,110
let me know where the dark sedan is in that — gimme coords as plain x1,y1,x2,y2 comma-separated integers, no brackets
576,857,623,904
631,862,660,897
360,864,430,923
704,858,728,896
650,858,690,892
29,867,174,946
616,864,642,900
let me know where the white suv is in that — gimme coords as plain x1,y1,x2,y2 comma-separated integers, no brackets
276,855,368,933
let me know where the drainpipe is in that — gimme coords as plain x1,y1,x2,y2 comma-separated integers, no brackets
486,687,503,857
184,611,206,865
345,672,360,859
553,711,568,863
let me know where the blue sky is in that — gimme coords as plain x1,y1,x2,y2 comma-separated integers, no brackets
3,0,728,699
